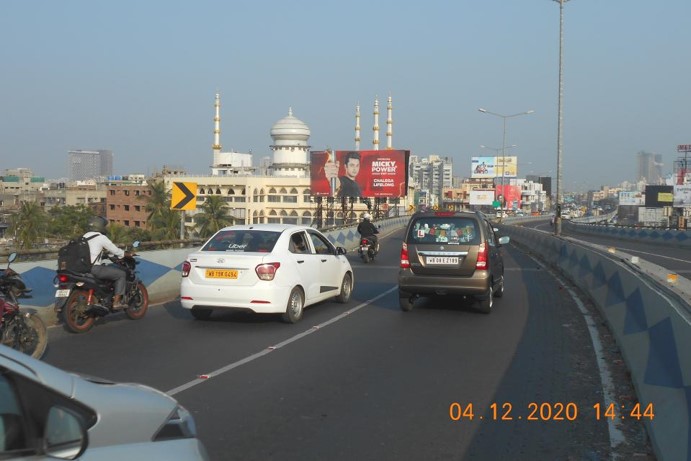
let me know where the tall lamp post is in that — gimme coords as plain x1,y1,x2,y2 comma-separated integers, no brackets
478,108,534,222
553,0,571,236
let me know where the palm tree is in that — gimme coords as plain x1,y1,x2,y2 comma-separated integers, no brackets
194,196,233,238
9,201,47,249
143,179,169,223
149,207,181,241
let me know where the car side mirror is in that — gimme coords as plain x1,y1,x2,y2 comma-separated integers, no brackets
133,241,140,249
43,406,88,460
336,247,347,256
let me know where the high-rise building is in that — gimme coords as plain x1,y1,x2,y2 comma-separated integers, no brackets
68,149,113,181
636,151,663,184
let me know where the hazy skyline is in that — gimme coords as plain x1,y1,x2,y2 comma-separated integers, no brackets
2,0,689,192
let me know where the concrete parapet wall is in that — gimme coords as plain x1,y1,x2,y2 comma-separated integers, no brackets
503,224,691,461
564,220,691,249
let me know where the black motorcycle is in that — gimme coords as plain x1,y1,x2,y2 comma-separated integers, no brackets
358,236,378,263
1,253,48,359
54,242,149,333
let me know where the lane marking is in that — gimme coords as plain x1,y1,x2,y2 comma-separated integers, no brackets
167,286,398,396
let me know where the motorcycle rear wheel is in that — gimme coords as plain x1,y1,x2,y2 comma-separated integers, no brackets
125,282,149,320
1,314,48,359
63,289,96,334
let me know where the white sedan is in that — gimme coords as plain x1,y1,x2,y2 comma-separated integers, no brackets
180,224,354,323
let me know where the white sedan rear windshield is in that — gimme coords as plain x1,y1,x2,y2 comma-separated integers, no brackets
202,230,280,253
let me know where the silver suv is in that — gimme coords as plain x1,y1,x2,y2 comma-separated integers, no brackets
398,211,510,313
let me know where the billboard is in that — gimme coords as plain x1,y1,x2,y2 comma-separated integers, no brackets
496,156,518,178
310,149,409,198
469,190,495,206
644,185,673,207
471,156,496,179
618,191,644,206
673,185,691,207
471,156,518,178
495,184,522,209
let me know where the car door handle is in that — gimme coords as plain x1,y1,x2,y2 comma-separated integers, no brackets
321,259,328,263
297,260,305,264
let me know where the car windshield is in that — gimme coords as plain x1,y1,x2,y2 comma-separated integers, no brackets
408,217,480,245
201,230,280,253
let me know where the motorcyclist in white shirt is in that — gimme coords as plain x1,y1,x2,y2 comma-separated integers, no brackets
84,216,133,310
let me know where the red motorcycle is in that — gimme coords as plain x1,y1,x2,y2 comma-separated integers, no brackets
0,252,48,359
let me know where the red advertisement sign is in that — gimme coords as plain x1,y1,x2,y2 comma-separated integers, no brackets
495,184,522,209
310,149,409,198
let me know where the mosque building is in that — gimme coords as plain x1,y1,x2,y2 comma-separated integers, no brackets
162,93,403,231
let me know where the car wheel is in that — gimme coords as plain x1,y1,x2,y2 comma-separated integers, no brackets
282,287,304,324
190,307,213,320
477,284,493,314
335,273,353,304
494,275,505,298
399,291,415,312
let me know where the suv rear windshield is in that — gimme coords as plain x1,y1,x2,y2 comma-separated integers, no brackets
407,217,480,245
202,230,280,253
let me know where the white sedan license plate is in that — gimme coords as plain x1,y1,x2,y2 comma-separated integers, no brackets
426,256,459,265
205,269,239,279
55,289,71,298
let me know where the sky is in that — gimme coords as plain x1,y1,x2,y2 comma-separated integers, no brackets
1,0,689,192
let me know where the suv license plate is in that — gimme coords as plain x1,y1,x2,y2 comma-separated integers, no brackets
426,257,459,265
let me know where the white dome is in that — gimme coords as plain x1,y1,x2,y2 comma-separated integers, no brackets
270,108,310,141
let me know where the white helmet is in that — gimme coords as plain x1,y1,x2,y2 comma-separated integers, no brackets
363,213,372,221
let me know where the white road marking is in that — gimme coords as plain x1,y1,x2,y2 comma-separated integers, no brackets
166,286,398,396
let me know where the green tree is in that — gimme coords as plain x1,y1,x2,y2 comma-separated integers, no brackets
194,196,233,238
107,222,129,245
48,205,95,238
142,179,180,240
143,180,169,223
8,201,47,249
150,208,180,241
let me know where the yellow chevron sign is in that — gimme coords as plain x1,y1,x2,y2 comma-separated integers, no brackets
171,182,197,210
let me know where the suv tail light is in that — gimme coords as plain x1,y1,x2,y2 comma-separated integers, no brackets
476,242,488,269
181,261,191,277
400,242,410,269
256,262,281,281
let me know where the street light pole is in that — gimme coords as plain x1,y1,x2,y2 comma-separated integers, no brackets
554,0,570,236
478,108,534,222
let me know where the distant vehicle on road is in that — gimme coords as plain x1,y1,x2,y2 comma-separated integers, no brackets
398,211,510,314
180,224,353,323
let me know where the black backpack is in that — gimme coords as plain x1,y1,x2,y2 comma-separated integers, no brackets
57,234,99,273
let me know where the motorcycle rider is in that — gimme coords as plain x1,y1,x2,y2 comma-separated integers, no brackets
84,216,133,310
357,213,379,253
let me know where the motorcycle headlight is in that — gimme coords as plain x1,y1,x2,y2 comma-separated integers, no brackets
153,405,198,441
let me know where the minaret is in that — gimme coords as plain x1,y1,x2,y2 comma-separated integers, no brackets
354,104,361,151
386,95,393,149
372,97,380,150
212,93,222,155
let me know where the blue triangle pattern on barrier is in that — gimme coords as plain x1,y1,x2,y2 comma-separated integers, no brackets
17,266,62,307
605,272,626,306
662,231,674,241
568,249,579,268
335,232,347,245
591,262,608,289
644,318,683,388
677,233,689,242
577,254,592,279
136,259,176,287
623,288,648,334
